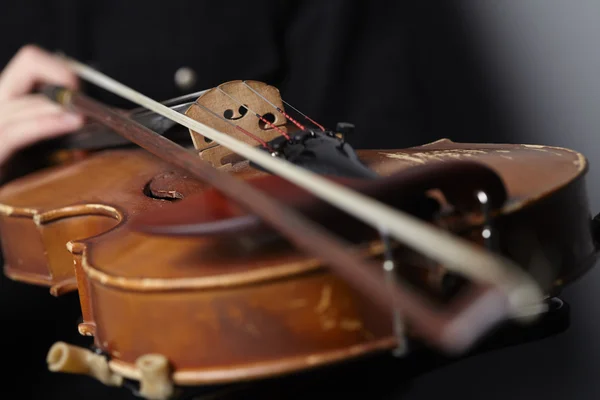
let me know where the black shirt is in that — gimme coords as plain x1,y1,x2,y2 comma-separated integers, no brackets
0,0,509,149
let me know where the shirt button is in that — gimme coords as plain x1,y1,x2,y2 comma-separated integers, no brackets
174,66,196,91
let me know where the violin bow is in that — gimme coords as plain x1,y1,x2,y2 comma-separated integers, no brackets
40,56,543,353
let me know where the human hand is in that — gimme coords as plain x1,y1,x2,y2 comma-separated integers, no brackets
0,45,84,165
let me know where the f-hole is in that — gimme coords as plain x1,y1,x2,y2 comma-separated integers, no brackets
259,113,276,130
224,105,248,121
203,105,250,144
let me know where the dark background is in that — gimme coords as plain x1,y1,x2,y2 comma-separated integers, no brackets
0,1,599,399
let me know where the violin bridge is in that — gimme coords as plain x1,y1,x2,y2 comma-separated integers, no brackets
184,80,288,167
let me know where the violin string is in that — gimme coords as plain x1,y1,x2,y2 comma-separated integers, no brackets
216,87,292,141
192,100,274,152
64,56,544,312
241,81,306,131
279,98,326,132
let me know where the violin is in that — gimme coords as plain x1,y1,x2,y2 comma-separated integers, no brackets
0,57,597,400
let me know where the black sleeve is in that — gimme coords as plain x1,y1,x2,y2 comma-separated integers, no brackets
278,0,511,149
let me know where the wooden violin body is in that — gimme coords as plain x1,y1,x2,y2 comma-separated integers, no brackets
0,80,597,399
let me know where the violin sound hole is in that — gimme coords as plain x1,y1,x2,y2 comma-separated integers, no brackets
259,113,276,130
223,105,248,120
142,172,206,202
203,106,250,145
142,181,183,201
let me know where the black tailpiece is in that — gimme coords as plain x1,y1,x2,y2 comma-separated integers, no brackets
251,128,378,179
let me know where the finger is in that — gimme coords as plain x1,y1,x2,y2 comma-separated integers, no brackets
0,94,65,126
0,45,78,101
0,112,84,156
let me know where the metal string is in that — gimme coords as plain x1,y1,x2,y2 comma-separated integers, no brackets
241,80,326,132
216,87,292,141
241,81,306,131
281,100,326,132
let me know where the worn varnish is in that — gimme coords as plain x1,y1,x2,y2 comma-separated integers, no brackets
0,139,595,386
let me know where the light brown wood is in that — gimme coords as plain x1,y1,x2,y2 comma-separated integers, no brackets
185,80,288,167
